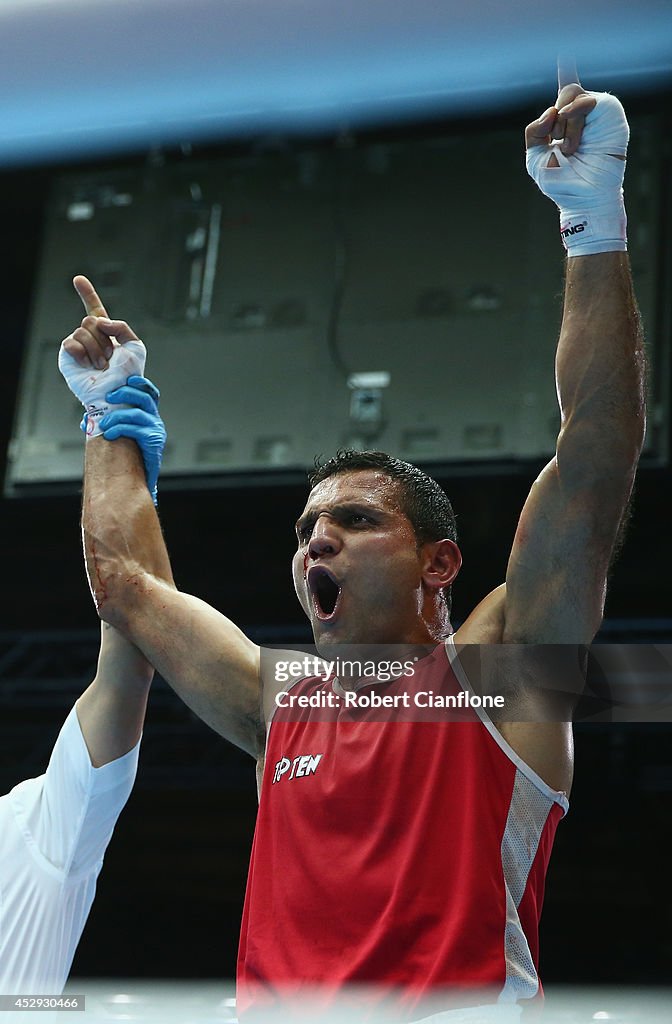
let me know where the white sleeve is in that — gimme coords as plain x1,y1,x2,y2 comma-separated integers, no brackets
10,705,139,878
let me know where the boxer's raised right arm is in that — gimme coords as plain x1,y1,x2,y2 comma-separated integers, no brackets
83,432,263,757
64,279,263,758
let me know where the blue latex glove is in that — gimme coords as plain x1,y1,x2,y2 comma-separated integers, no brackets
81,375,166,505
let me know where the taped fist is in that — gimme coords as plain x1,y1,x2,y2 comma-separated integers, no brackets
59,323,146,436
526,90,629,256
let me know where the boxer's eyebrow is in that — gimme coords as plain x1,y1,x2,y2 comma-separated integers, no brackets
295,502,387,540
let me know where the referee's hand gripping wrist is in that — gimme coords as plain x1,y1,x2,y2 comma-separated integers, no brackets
78,375,166,504
99,376,167,505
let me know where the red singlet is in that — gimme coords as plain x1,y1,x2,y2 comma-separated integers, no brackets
237,640,568,1022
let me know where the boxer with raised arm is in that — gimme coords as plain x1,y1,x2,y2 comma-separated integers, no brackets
58,71,645,1021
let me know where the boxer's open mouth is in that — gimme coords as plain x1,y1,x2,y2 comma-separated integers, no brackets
307,566,342,621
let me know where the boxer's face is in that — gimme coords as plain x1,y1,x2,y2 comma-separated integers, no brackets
292,470,429,654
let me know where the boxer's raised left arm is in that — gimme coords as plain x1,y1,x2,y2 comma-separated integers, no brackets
503,88,646,645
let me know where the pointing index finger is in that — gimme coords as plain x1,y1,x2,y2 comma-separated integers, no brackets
73,275,109,318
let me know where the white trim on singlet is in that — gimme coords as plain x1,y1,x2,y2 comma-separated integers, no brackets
444,636,569,814
445,636,568,1004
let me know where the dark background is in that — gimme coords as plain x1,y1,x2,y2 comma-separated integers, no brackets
0,90,670,986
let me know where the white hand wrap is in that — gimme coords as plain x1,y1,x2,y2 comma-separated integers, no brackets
526,92,629,256
58,338,147,437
